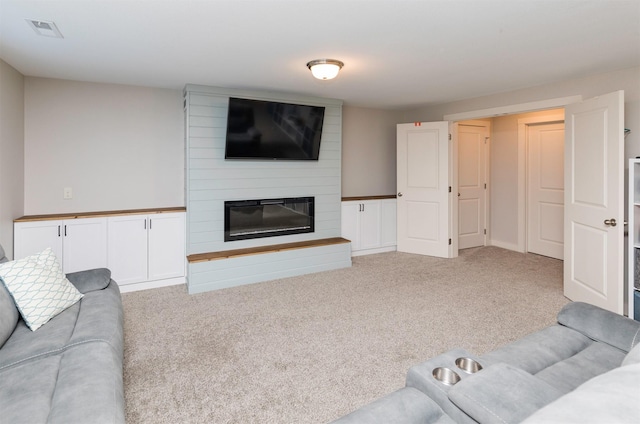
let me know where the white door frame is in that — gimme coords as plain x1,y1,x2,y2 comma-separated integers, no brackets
517,111,565,253
444,96,582,253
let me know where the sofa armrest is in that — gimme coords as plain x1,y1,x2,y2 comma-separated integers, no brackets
65,268,112,293
558,302,640,353
447,364,562,424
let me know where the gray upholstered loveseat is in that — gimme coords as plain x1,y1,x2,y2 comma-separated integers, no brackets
333,301,640,424
0,244,124,423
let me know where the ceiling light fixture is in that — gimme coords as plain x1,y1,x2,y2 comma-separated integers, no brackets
306,59,344,80
26,19,64,38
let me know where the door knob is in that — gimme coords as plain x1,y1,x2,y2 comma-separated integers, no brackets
604,218,617,227
397,192,403,197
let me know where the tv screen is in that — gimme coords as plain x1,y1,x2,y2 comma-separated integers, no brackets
224,97,325,160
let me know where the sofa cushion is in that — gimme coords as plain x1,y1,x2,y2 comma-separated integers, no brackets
622,341,640,366
0,283,19,348
0,282,123,371
533,341,626,395
0,248,83,331
331,387,455,424
448,363,562,424
480,325,592,374
0,341,124,424
522,362,640,424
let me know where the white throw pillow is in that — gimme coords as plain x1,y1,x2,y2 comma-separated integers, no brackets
0,248,83,331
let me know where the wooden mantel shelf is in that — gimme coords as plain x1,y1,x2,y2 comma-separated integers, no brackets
14,207,186,222
187,237,350,263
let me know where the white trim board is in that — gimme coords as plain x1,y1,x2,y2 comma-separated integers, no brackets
443,96,582,121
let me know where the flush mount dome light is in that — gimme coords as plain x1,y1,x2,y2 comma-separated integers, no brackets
306,59,344,80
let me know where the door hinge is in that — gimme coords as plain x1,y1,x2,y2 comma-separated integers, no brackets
449,238,452,245
448,134,452,140
484,183,487,189
449,186,452,193
484,229,487,235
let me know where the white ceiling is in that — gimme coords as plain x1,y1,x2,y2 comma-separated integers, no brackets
1,0,639,109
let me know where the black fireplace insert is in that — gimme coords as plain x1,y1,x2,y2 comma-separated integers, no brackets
224,197,314,242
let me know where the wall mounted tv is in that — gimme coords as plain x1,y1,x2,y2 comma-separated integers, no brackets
224,97,325,161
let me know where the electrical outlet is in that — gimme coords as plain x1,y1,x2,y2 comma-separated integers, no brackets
63,187,73,200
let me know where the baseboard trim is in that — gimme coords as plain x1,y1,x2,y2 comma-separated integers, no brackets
351,246,397,257
117,276,185,293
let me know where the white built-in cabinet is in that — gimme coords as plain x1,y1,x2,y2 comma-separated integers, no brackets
341,198,397,256
14,209,186,292
628,159,640,320
14,218,107,274
108,212,185,285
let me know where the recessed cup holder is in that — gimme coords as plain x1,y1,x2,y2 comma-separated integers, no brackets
432,367,461,385
455,357,483,374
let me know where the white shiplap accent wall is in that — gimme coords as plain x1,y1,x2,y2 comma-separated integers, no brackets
184,85,350,293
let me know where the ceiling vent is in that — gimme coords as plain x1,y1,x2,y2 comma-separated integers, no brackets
26,19,63,38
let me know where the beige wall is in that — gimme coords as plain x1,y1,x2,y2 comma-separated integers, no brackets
341,106,402,197
0,59,25,259
24,78,184,215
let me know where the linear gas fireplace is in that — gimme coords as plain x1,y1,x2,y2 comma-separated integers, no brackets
224,197,314,242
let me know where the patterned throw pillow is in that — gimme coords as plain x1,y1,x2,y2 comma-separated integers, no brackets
0,248,83,331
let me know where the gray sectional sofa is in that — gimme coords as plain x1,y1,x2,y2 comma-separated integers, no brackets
333,301,640,424
0,245,124,424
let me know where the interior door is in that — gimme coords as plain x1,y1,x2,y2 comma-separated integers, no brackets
564,91,624,314
527,122,565,260
458,122,488,249
397,122,452,258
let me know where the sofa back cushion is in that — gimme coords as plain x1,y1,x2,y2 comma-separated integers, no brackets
0,282,19,348
557,301,640,353
0,243,7,263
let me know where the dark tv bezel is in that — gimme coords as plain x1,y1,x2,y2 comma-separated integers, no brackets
224,97,325,161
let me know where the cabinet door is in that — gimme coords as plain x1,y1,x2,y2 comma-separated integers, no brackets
148,213,185,281
108,215,149,285
359,201,382,250
341,202,361,250
380,199,397,247
63,218,108,274
14,220,63,261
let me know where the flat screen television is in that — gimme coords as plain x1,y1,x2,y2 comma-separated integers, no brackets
224,97,325,160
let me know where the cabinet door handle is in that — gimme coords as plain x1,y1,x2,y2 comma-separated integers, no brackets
362,204,365,212
64,225,67,237
144,219,147,230
58,225,61,237
149,219,152,230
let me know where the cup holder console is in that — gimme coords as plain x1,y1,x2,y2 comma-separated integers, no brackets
431,356,483,386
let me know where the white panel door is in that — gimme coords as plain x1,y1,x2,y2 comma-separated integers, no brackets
564,91,624,314
63,218,108,274
397,122,451,258
108,215,149,285
527,122,565,259
148,212,186,281
458,123,488,249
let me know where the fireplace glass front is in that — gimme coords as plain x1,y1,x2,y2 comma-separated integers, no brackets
224,197,314,242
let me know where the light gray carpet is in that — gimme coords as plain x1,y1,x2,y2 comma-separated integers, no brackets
122,246,567,423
